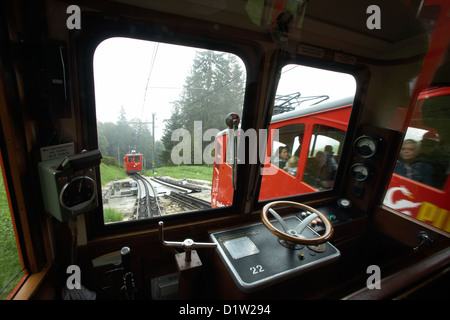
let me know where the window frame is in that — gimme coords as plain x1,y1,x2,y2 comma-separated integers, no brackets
74,12,259,237
383,86,450,233
0,145,27,299
0,42,50,299
255,59,361,208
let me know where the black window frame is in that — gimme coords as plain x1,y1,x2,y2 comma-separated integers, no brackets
253,58,364,210
73,11,260,237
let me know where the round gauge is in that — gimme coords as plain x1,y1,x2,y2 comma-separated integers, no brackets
354,135,379,158
60,176,97,211
350,163,371,181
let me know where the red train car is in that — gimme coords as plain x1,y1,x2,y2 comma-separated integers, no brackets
212,89,450,232
383,87,450,232
211,96,353,207
123,152,143,174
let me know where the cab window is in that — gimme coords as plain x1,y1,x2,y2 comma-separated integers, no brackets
383,87,450,232
93,37,246,223
258,64,356,202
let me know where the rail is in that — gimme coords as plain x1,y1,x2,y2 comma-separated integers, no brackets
131,173,162,218
131,173,211,218
165,192,211,211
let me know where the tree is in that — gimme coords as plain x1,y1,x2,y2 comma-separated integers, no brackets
161,50,245,165
97,109,154,169
159,104,183,165
97,122,110,156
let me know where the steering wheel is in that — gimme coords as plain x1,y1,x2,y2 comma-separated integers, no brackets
261,201,334,246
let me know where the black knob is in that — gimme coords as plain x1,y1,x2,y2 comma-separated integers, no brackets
225,113,240,129
121,246,131,271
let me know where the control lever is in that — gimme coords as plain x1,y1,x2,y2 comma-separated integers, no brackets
158,221,217,262
159,221,217,299
414,231,434,251
225,113,240,190
120,246,136,300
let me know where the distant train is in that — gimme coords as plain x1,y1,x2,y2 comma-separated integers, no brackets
124,152,143,174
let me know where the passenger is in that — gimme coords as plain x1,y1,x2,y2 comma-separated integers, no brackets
303,151,328,188
417,131,447,189
273,146,289,169
394,139,433,186
286,156,299,176
324,145,338,181
315,151,326,172
419,131,440,154
293,132,304,157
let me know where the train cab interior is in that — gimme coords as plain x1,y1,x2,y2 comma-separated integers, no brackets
1,0,450,303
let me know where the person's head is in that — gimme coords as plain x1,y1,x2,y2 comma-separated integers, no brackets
287,156,299,168
315,151,325,166
421,131,439,154
278,146,289,159
400,139,419,162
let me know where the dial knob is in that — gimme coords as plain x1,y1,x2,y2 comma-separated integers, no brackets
59,176,96,211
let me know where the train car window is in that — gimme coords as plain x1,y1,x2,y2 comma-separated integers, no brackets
383,87,450,233
271,123,305,168
93,37,246,223
303,125,345,190
0,161,25,299
258,64,356,202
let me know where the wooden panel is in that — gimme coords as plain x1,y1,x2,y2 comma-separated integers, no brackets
342,125,404,213
344,247,450,300
373,206,450,251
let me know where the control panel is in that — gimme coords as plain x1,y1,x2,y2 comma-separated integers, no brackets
298,199,366,233
210,216,340,293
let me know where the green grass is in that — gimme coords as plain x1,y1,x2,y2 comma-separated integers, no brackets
144,165,213,182
103,208,124,223
99,161,213,185
99,163,128,186
0,168,23,299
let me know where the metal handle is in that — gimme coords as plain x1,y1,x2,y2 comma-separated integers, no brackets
225,113,240,190
120,246,131,272
158,221,216,262
414,231,434,251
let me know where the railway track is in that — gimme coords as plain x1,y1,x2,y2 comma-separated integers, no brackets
130,173,211,219
164,192,211,211
131,173,162,219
